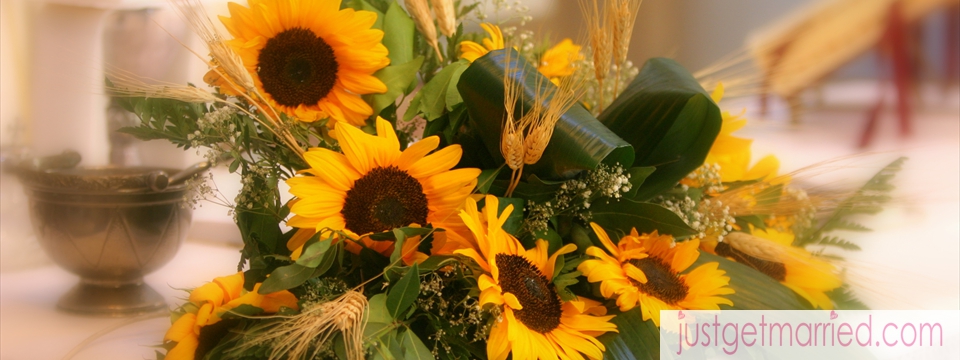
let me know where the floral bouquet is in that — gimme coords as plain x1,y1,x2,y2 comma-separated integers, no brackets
108,0,903,359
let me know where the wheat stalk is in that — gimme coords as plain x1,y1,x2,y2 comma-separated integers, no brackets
500,51,527,196
406,0,443,60
166,0,304,157
580,0,613,113
609,0,642,96
431,0,457,38
523,71,584,166
242,291,368,360
107,68,219,103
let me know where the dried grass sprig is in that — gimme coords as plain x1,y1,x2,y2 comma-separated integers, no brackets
106,68,219,104
406,0,443,60
243,291,368,360
523,71,584,166
580,0,613,113
431,0,457,38
609,0,642,96
500,50,529,196
166,0,304,158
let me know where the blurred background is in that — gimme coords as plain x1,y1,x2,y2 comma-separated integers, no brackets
0,0,958,357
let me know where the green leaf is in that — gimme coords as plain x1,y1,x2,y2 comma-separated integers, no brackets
444,63,468,110
624,166,656,198
458,49,635,180
419,60,469,121
598,308,660,360
827,284,870,310
418,255,458,272
236,206,282,255
599,58,722,200
258,263,320,294
367,293,394,324
386,263,420,319
218,304,264,319
366,57,425,117
816,236,862,251
401,328,435,360
796,157,906,247
588,198,697,238
821,219,871,233
735,215,767,232
696,252,812,310
476,167,503,194
295,234,332,268
382,1,414,65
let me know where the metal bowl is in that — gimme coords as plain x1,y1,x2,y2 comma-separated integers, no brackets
23,166,193,316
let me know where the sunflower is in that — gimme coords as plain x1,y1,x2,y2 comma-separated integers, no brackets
538,38,583,80
163,272,298,360
455,195,618,360
286,117,480,255
717,229,841,310
219,0,390,125
704,84,780,183
578,223,734,327
459,23,505,62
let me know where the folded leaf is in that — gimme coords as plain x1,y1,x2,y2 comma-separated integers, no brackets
457,49,634,180
599,58,722,200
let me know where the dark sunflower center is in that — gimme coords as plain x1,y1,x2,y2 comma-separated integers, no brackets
257,27,338,107
715,242,786,282
341,166,428,235
495,254,562,333
627,257,689,305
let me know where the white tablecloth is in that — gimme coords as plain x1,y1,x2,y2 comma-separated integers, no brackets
0,241,241,360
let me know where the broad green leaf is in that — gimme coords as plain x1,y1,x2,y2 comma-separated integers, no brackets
735,215,767,233
445,63,468,110
218,304,263,319
598,308,660,360
624,166,656,198
366,57,425,116
294,234,331,268
367,293,394,323
696,252,812,310
419,60,469,121
458,49,635,180
401,328,435,360
418,255,458,272
236,206,283,255
258,263,319,294
382,1,414,65
476,167,503,194
386,263,421,319
588,198,697,238
599,58,721,200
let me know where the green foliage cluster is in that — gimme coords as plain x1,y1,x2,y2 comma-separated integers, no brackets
113,1,900,359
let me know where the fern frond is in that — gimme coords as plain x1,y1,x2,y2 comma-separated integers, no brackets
816,236,863,251
796,157,907,250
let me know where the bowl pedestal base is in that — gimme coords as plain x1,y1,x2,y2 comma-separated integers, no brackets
57,279,166,316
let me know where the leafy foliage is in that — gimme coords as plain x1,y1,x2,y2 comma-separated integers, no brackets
795,157,907,250
457,48,635,180
598,58,722,200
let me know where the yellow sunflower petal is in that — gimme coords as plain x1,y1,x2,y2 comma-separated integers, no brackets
503,292,523,310
406,145,463,179
164,313,198,342
164,334,200,360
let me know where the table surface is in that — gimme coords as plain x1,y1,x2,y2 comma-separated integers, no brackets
1,81,958,360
